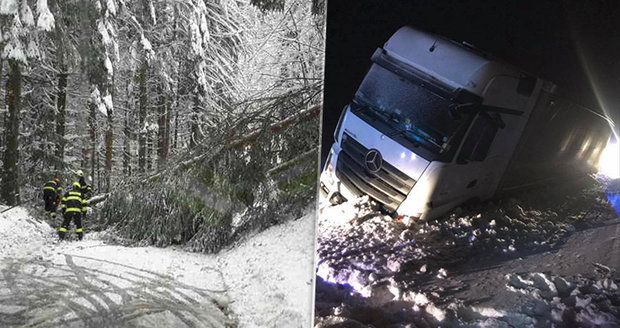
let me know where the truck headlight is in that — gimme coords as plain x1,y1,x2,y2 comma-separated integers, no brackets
326,161,334,174
322,153,336,186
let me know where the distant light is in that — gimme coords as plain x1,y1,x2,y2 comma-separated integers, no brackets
410,152,417,161
598,136,620,179
400,152,406,159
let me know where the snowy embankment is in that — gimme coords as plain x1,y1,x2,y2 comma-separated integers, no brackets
0,207,316,327
0,206,55,259
220,211,316,327
315,178,620,327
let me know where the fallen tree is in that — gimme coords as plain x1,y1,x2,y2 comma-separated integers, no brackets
97,82,322,252
146,104,321,183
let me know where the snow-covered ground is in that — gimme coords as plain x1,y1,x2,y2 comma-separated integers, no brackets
219,212,316,327
0,206,316,327
314,177,620,327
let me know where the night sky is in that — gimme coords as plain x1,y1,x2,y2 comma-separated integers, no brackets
320,0,620,164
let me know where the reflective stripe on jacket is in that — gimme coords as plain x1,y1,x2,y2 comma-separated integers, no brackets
61,188,87,214
43,181,63,194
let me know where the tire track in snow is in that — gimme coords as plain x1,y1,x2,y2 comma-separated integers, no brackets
0,252,234,327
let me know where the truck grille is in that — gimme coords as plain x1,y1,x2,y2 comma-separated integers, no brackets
336,133,416,211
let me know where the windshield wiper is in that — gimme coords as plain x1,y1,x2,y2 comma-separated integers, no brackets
353,100,401,128
388,128,422,148
388,126,443,152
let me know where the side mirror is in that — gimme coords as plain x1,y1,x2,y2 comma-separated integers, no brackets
333,105,348,142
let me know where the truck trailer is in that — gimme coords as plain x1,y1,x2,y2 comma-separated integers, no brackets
320,26,612,220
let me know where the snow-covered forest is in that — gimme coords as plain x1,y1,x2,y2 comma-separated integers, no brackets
0,0,324,250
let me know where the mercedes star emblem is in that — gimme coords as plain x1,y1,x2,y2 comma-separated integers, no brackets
364,149,383,173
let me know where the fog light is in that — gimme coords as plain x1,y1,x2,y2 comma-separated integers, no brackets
329,192,346,204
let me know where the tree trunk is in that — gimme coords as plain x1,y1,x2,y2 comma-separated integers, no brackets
173,92,179,150
189,91,200,150
96,156,101,191
1,60,21,205
157,83,170,168
165,94,171,153
146,130,153,171
0,58,4,152
88,88,97,186
55,72,67,171
54,5,67,172
87,83,99,185
123,93,131,176
104,110,113,191
137,61,148,173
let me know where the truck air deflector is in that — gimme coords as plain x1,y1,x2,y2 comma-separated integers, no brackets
336,133,417,211
371,48,483,105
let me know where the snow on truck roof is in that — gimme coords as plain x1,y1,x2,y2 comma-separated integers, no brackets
383,26,527,96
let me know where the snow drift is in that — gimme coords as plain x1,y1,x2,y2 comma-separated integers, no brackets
315,177,620,327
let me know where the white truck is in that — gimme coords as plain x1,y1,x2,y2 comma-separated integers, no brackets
320,26,612,220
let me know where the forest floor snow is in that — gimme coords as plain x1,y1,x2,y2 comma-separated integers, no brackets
0,205,316,328
315,177,620,327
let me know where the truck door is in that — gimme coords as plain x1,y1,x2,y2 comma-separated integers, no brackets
435,113,500,207
460,112,502,197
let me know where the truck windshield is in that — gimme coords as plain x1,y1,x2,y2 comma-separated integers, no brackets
353,64,471,161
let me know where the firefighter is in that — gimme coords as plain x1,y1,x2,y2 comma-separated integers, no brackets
79,175,93,201
42,176,63,219
58,181,88,241
74,170,93,216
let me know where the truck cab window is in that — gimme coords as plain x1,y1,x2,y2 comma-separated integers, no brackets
458,113,498,162
352,64,475,162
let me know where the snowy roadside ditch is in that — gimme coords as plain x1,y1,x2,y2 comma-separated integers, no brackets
0,206,316,327
314,178,620,327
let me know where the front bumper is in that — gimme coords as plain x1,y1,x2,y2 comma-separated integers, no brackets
319,146,359,205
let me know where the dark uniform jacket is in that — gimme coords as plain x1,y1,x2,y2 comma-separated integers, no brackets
61,183,88,215
78,177,93,200
43,180,63,202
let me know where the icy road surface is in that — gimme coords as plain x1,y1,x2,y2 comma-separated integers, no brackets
0,206,315,327
315,178,620,327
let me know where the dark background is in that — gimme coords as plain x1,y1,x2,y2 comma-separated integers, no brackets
320,0,620,165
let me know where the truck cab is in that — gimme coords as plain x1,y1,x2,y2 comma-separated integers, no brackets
320,26,560,220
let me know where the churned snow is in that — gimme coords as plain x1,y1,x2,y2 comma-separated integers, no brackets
505,272,620,326
315,178,620,327
0,206,316,327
